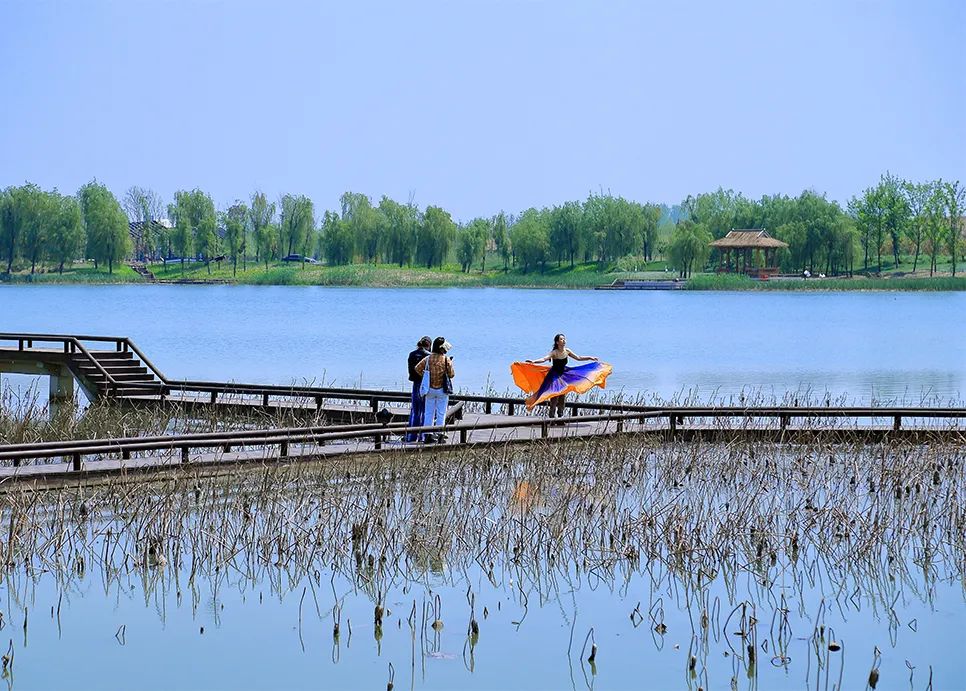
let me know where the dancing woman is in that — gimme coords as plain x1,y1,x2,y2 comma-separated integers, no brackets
512,334,612,417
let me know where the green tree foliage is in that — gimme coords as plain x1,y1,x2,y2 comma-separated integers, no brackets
491,211,511,272
548,202,583,267
922,185,946,276
456,218,489,272
248,191,275,264
417,206,456,269
685,188,750,239
0,174,956,280
48,194,85,273
509,208,550,273
19,184,54,274
903,180,933,272
0,184,45,273
222,201,248,277
280,194,316,264
879,173,910,270
379,196,418,267
170,189,217,274
640,203,663,261
320,211,353,266
941,180,964,277
339,192,382,264
668,220,711,278
79,181,130,274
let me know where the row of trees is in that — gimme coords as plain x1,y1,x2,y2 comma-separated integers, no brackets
665,175,965,277
0,182,130,274
1,175,963,277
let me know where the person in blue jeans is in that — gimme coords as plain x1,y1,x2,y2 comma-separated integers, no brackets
405,336,432,442
414,337,454,443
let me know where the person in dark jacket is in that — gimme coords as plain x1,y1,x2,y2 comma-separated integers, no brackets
405,336,432,441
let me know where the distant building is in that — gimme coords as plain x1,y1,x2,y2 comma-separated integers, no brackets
128,219,173,261
709,229,788,275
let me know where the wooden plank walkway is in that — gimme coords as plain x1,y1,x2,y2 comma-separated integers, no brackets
2,412,961,487
2,332,964,487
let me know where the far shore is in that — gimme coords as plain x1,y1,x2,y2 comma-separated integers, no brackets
2,260,964,291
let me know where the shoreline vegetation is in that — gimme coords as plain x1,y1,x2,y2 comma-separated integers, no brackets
2,258,964,291
2,173,963,291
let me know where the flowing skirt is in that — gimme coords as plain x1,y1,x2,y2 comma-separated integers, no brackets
510,361,613,411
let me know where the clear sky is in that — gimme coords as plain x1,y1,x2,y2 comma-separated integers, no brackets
1,1,963,220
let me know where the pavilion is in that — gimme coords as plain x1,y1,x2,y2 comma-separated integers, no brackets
710,230,788,276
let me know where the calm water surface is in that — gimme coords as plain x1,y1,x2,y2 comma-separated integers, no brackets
0,286,964,690
1,285,963,402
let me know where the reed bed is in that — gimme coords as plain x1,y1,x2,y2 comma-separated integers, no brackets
0,431,962,687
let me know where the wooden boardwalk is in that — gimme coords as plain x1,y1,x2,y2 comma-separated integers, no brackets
1,332,964,486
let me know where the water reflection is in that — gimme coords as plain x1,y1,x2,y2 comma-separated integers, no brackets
0,436,962,689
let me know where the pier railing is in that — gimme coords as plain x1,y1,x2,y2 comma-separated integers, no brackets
0,406,961,473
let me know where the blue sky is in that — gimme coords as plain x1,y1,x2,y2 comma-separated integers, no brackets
1,1,962,220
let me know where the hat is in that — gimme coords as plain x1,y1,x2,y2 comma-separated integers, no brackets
441,340,453,353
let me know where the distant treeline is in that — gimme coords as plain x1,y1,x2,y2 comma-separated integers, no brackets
0,174,962,278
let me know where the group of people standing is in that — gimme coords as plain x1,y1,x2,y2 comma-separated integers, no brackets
404,333,612,443
406,336,455,443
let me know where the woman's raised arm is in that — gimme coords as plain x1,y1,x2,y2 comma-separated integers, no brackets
566,348,599,362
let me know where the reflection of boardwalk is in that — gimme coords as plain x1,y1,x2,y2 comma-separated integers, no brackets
1,332,964,485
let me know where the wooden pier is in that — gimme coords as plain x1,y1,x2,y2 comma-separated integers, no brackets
1,333,963,485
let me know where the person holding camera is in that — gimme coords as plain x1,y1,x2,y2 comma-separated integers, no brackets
414,337,455,443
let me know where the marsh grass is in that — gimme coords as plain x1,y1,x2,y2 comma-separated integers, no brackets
687,274,966,291
0,423,962,686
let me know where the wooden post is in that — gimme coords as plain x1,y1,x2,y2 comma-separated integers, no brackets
72,453,81,471
370,398,378,415
541,421,548,438
210,391,217,404
508,403,515,416
669,415,677,438
617,418,624,433
893,416,901,431
460,429,467,444
280,441,289,457
780,415,789,430
374,434,382,450
262,393,269,407
181,447,190,464
122,449,131,460
484,401,491,414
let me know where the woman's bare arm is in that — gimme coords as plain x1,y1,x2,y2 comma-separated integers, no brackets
566,348,599,362
526,352,553,364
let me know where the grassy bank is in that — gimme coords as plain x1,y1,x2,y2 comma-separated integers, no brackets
686,273,966,291
2,258,963,290
0,264,144,284
151,258,652,288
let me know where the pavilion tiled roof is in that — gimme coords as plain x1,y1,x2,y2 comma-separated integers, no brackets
709,230,788,249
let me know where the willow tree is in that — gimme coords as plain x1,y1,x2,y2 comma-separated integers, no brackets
222,201,248,277
170,189,216,274
79,181,130,274
48,194,85,273
668,220,711,278
280,194,315,264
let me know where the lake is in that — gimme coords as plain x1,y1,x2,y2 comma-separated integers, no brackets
1,285,963,403
0,285,964,690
